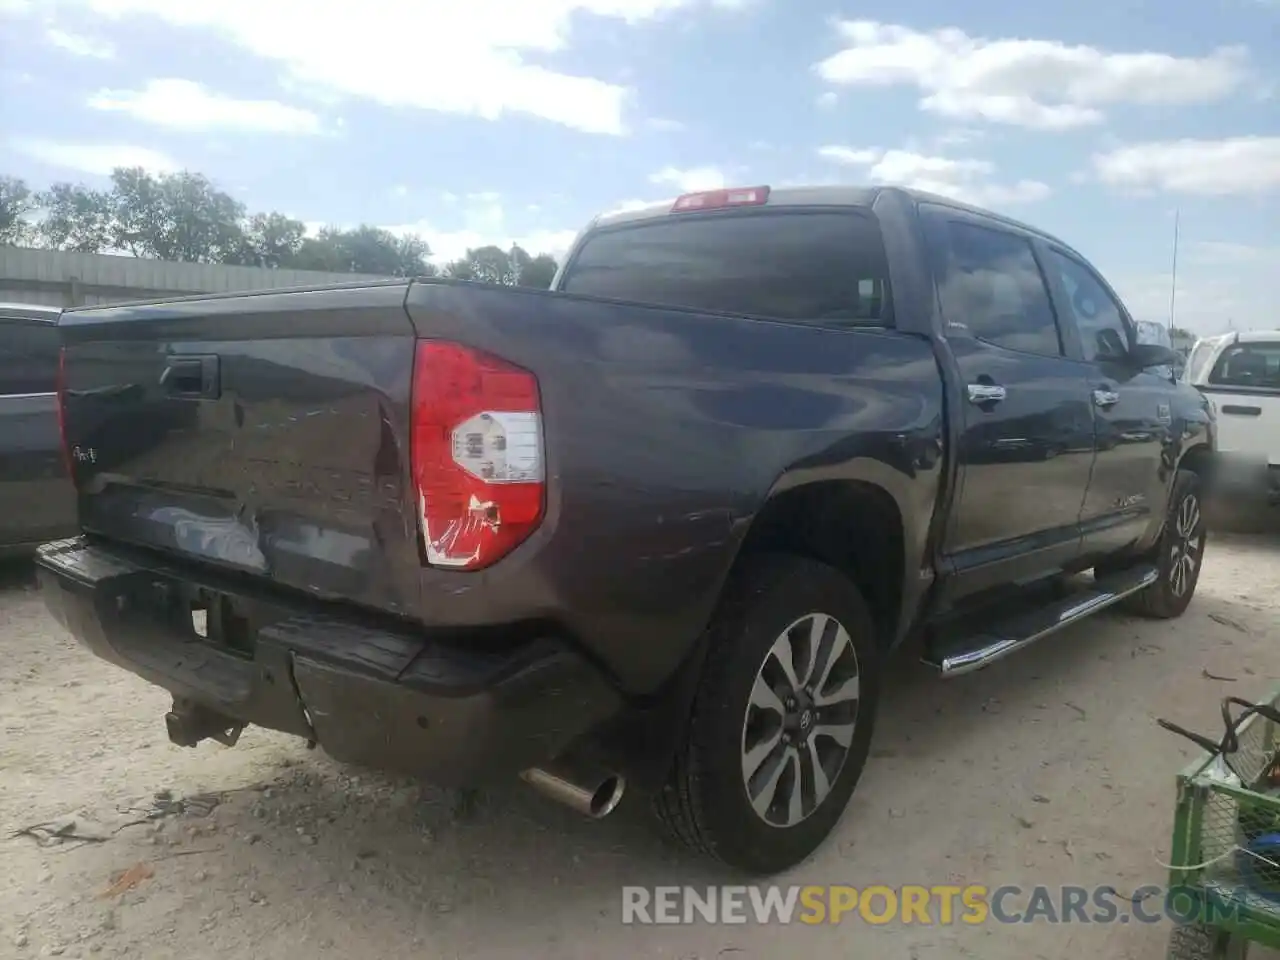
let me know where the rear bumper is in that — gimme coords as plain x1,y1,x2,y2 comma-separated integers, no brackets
35,537,624,787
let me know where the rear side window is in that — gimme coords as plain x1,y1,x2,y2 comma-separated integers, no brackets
924,217,1062,357
560,211,891,325
0,318,60,396
1208,341,1280,390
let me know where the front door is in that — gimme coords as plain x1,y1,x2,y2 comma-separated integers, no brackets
1037,246,1173,558
921,208,1096,602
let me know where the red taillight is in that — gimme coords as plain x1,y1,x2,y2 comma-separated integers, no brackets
671,185,770,213
56,346,74,483
409,341,545,571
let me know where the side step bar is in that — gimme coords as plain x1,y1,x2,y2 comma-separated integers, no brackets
924,564,1159,677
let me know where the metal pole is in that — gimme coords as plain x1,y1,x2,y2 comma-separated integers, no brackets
1169,209,1179,331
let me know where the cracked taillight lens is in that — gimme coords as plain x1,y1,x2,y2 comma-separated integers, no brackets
409,341,545,570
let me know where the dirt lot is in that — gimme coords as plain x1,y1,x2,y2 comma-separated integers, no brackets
2,532,1279,960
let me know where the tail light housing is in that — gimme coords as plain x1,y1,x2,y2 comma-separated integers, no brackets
409,341,545,570
55,346,75,484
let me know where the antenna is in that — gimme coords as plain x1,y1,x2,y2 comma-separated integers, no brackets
1168,208,1179,331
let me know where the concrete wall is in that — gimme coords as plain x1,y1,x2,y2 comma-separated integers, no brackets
0,246,390,308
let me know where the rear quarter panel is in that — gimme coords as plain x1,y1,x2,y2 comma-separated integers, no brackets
404,281,945,692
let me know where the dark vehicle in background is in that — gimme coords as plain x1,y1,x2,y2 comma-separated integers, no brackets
36,185,1211,874
0,302,76,556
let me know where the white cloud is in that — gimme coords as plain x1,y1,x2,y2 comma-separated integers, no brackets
817,145,881,165
1189,241,1280,264
23,0,747,136
11,138,179,176
46,27,116,58
816,21,1250,130
382,192,577,262
649,165,728,192
817,144,1050,206
88,79,323,134
1112,256,1273,335
1091,137,1280,195
603,197,672,215
816,91,837,109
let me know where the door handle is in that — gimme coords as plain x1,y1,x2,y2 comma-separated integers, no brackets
967,383,1007,405
1093,388,1120,409
1221,404,1262,417
160,354,220,399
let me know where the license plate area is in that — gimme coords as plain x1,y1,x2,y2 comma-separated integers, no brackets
183,587,253,657
126,579,255,658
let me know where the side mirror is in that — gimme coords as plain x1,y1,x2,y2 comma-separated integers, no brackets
1129,342,1181,369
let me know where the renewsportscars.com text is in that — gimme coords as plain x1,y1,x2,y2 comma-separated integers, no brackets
621,884,1223,926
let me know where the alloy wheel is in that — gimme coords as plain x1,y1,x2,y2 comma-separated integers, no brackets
1168,491,1204,599
740,613,861,828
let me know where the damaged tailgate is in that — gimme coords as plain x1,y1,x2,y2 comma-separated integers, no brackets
56,281,424,617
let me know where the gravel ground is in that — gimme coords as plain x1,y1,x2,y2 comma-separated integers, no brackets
2,531,1280,960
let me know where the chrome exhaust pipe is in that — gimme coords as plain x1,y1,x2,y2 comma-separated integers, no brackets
520,761,626,819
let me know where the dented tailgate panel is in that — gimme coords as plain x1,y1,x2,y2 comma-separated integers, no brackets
56,282,423,617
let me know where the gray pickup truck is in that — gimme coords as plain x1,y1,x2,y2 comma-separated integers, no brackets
36,185,1213,874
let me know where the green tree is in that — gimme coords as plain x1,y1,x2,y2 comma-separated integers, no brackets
291,224,435,276
2,167,560,280
519,251,559,288
241,212,307,268
108,168,248,263
0,176,37,246
445,243,559,286
35,181,113,252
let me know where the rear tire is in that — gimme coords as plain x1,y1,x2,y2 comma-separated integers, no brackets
1124,469,1207,619
653,553,880,875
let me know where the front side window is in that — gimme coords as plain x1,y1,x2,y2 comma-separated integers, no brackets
1208,341,1280,390
1042,249,1131,362
926,218,1062,357
560,210,892,325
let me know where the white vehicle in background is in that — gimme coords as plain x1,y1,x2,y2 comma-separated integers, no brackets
1184,330,1280,507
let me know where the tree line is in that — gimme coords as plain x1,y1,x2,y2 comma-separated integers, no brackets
0,170,560,287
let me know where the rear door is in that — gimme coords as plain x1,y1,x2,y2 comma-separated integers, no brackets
921,206,1096,600
0,315,74,547
1038,246,1173,557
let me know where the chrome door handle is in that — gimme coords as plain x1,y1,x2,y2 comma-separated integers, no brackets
967,383,1007,404
1093,389,1120,408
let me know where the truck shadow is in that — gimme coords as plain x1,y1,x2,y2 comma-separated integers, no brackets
112,584,1265,955
0,557,37,593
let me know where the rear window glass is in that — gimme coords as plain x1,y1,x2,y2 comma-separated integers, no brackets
1208,341,1280,389
560,210,892,325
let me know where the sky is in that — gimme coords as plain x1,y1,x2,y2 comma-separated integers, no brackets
0,0,1277,335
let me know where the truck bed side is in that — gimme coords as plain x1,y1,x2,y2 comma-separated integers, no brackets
57,278,945,694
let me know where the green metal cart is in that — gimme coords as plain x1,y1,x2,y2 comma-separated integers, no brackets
1162,690,1280,958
